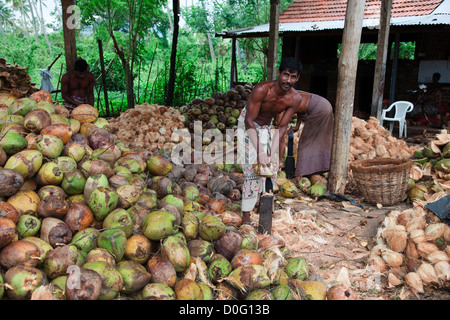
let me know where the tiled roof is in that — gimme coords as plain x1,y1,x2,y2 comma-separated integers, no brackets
280,0,444,23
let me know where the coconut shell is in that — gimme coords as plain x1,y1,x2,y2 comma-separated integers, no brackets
37,195,69,219
214,230,243,261
0,217,17,249
0,201,20,223
65,267,103,300
0,240,40,269
71,104,99,124
146,253,177,288
0,168,24,197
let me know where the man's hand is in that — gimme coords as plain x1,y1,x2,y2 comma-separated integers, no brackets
258,152,271,166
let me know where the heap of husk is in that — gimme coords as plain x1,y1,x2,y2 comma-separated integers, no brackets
292,116,416,164
0,58,38,98
369,198,450,296
107,103,186,152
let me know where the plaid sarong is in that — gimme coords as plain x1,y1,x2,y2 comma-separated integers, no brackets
237,107,276,212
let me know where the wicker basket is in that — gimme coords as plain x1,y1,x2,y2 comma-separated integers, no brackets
350,158,412,206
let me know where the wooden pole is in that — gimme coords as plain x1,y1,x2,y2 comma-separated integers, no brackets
97,39,110,117
328,0,366,194
166,0,180,107
371,0,392,119
230,37,237,88
267,0,280,81
61,0,77,72
389,33,400,104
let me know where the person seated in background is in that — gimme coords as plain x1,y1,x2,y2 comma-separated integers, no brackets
61,57,95,112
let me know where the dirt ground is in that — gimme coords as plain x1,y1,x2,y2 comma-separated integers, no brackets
246,191,449,301
245,129,450,301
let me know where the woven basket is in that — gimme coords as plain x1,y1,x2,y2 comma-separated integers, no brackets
350,158,412,206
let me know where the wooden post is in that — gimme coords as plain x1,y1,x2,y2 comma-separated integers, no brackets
328,0,366,194
371,0,392,119
389,33,400,105
267,0,280,81
98,39,110,117
61,0,77,72
230,37,237,88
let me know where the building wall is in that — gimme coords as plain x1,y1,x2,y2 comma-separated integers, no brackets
282,31,450,119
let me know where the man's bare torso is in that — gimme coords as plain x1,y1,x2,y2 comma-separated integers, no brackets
62,70,94,98
251,81,302,126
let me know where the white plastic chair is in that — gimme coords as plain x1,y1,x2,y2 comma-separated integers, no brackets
380,101,414,138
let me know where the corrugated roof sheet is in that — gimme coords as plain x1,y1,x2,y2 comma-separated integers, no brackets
219,0,450,36
279,0,444,23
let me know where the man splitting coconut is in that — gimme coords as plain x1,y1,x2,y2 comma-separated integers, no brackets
237,57,302,224
277,91,334,183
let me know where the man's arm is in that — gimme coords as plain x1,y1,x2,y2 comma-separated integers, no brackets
244,84,268,161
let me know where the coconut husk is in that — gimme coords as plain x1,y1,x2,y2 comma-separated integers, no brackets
0,58,38,97
108,103,186,152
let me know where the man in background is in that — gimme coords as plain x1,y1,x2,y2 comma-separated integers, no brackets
61,57,95,112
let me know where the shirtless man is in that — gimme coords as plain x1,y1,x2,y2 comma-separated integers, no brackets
237,57,303,224
61,58,95,112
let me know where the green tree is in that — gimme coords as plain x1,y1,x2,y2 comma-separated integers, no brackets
0,1,14,44
78,0,169,110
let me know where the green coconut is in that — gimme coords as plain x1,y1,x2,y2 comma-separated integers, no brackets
271,284,297,300
4,149,43,179
142,210,177,240
309,183,327,197
187,239,214,263
181,211,200,241
36,134,64,159
141,283,176,300
114,157,145,174
117,260,151,294
4,266,44,300
435,158,450,173
84,173,110,201
158,194,184,215
208,253,232,283
199,215,226,241
97,228,127,262
70,227,100,254
0,92,17,107
226,265,271,292
63,142,86,162
102,208,134,238
42,245,85,280
33,100,55,114
8,97,36,116
61,169,86,195
35,162,64,186
285,256,309,280
54,156,78,173
0,131,28,155
147,155,172,176
182,185,200,202
83,260,124,300
161,234,190,272
88,186,119,221
280,181,299,198
21,236,53,267
17,214,41,238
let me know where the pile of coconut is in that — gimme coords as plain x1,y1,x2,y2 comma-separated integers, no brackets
107,103,186,152
369,197,450,296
